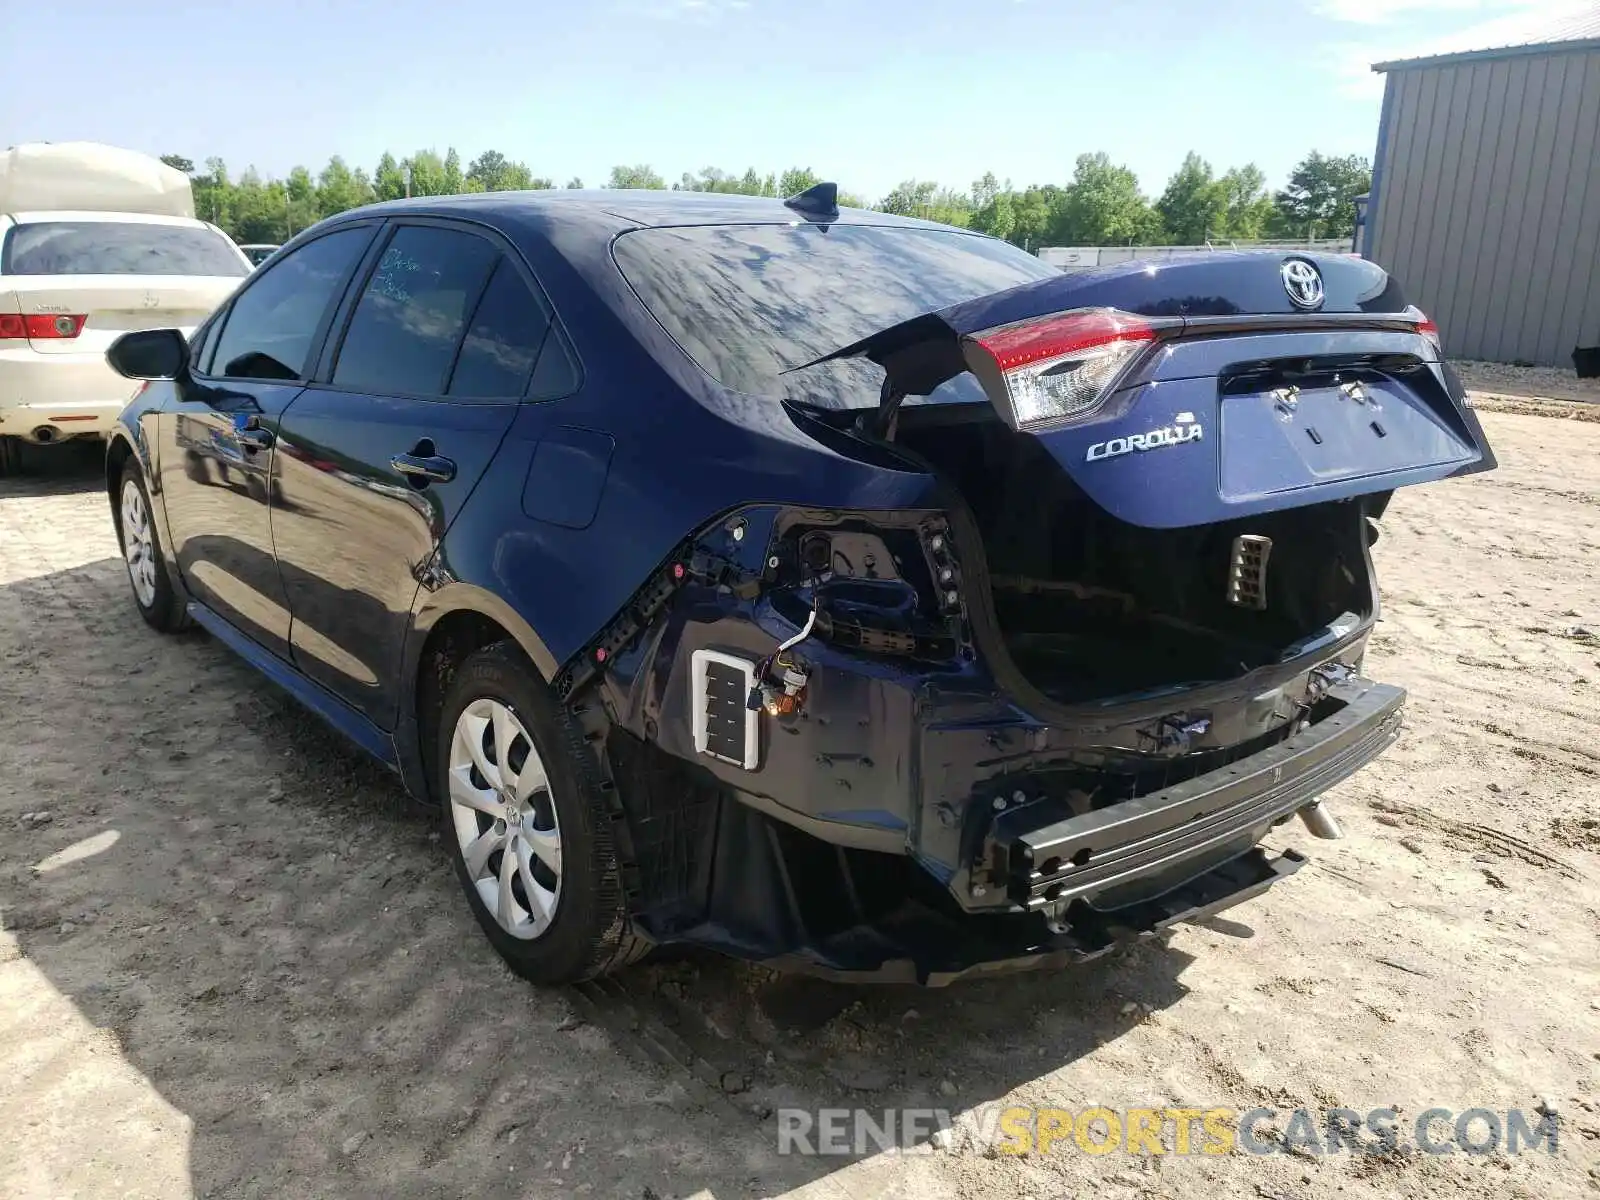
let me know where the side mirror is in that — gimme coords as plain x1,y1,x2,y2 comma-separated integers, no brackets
107,328,188,381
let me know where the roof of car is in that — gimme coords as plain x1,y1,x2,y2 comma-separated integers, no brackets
334,188,952,233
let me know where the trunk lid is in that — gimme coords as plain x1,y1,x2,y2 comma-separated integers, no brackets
1,275,238,356
806,252,1494,528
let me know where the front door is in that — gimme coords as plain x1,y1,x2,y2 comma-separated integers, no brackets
271,223,558,726
158,224,376,657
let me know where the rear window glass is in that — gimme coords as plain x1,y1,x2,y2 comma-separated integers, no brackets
1,221,248,277
612,223,1057,409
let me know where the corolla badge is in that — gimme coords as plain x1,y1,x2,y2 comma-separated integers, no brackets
1280,258,1325,310
1085,412,1203,463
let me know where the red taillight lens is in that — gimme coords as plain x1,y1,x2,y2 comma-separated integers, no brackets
1407,307,1441,354
25,314,86,339
974,309,1155,371
1,313,86,339
967,309,1158,429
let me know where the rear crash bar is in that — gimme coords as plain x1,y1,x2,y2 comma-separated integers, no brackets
991,678,1405,910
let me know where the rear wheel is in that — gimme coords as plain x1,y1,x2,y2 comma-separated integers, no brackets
116,462,190,632
0,435,20,478
437,642,648,984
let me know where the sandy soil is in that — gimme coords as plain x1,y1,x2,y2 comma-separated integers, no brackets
1454,361,1600,406
1,416,1597,1200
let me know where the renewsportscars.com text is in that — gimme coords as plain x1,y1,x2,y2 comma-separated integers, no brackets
776,1105,1561,1158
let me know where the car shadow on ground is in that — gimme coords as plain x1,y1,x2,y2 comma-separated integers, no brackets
0,437,108,496
0,520,1211,1199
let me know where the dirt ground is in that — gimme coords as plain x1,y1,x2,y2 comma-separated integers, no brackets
1,412,1597,1200
1454,361,1600,406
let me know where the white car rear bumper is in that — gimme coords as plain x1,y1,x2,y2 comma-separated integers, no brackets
0,347,142,439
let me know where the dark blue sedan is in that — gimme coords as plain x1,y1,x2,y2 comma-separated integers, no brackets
102,186,1495,985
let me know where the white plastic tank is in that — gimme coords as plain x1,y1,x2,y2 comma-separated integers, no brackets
0,142,194,218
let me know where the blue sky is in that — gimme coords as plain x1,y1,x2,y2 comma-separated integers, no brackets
0,0,1580,200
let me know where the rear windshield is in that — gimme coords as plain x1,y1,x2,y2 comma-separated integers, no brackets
1,221,249,277
613,223,1057,409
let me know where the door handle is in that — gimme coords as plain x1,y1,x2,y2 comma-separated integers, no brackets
233,414,274,451
391,452,457,484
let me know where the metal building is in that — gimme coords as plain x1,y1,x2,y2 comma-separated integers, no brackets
1367,13,1600,367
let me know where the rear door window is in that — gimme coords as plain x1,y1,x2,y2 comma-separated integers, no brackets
612,223,1056,408
332,226,498,397
1,221,249,277
209,226,373,381
446,259,551,399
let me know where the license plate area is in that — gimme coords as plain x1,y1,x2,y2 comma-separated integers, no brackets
1218,375,1475,501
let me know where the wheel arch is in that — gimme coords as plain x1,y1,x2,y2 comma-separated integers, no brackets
401,585,562,806
104,431,136,509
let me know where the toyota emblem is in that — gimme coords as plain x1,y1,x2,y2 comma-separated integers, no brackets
1280,259,1325,311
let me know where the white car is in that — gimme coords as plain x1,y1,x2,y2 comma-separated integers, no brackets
0,210,249,473
237,243,280,267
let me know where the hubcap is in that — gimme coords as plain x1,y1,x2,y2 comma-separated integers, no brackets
447,699,561,940
120,479,158,608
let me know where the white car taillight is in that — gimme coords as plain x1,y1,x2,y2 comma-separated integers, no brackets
964,308,1160,430
0,313,86,339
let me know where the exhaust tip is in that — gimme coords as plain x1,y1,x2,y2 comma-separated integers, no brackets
30,425,57,445
1298,800,1344,840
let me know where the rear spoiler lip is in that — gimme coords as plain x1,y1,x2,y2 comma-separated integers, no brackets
787,305,1435,396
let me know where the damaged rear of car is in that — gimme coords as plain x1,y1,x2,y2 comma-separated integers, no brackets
100,189,1492,989
567,196,1493,984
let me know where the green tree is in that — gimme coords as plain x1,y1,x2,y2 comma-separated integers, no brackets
373,153,407,202
191,158,231,227
1010,185,1056,251
160,154,195,175
972,191,1017,241
608,164,667,189
230,170,292,243
316,156,372,217
406,149,448,196
1218,164,1273,240
879,179,938,216
1274,151,1371,239
971,171,1001,210
1156,152,1226,244
565,176,584,189
443,148,464,194
466,150,509,191
1050,153,1163,246
284,165,317,234
778,167,821,197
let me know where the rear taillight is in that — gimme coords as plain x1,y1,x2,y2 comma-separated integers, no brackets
0,313,86,339
1406,307,1442,355
965,308,1159,429
29,314,85,339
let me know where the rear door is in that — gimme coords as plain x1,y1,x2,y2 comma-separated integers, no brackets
157,223,377,658
271,220,557,726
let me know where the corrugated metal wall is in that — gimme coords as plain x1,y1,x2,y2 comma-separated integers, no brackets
1368,45,1600,366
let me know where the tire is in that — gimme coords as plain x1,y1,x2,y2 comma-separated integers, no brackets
115,461,191,633
0,435,19,479
436,641,649,984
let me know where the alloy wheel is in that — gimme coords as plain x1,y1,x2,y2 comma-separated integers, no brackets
120,478,158,608
447,698,562,940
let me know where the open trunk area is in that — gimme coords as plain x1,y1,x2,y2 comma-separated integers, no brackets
898,408,1376,705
